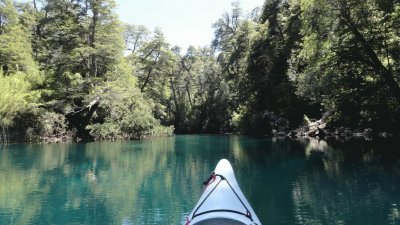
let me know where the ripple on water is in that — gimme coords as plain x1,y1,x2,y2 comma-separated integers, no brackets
1,136,400,225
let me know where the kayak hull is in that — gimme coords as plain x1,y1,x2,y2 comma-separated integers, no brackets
185,159,261,225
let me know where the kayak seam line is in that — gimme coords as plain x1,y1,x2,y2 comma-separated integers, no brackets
192,174,253,222
194,209,252,220
192,178,223,219
220,174,253,221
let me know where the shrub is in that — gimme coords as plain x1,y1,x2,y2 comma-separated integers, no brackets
86,77,174,140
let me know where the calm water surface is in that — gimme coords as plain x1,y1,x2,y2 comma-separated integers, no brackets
1,135,400,225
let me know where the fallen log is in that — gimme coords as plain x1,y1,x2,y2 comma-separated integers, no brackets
65,97,100,140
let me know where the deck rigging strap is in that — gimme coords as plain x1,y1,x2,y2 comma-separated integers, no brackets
191,173,253,222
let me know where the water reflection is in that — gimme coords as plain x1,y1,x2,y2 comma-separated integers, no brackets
0,136,400,225
292,138,400,225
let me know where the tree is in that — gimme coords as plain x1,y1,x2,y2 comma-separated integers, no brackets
216,0,306,135
0,0,38,76
86,64,173,140
0,71,41,143
165,45,233,133
125,28,178,126
250,0,302,113
1,0,177,142
132,29,175,93
293,0,400,129
0,0,42,143
85,0,124,77
124,24,150,54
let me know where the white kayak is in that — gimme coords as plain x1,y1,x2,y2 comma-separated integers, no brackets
185,159,262,225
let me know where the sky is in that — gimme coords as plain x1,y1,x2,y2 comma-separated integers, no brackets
116,0,265,51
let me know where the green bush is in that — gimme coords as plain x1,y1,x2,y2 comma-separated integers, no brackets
39,111,74,141
86,76,174,140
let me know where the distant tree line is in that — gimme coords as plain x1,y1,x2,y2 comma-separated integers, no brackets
0,0,399,143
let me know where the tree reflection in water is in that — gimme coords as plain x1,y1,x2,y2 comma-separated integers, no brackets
0,136,400,225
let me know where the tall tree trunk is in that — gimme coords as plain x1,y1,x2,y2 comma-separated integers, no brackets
33,0,37,11
0,14,3,35
170,77,179,114
185,83,193,108
340,8,400,102
84,0,89,15
131,37,139,53
0,126,3,144
181,61,193,108
1,125,7,144
90,0,98,77
140,67,153,92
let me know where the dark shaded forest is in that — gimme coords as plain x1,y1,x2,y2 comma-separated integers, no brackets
1,0,399,143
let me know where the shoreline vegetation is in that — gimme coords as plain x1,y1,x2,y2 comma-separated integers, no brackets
1,0,400,145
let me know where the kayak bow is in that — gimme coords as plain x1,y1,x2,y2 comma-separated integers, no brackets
185,159,262,225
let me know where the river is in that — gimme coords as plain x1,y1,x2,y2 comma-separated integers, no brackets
1,135,400,225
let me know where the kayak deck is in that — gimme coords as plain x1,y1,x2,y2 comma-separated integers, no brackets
185,159,261,225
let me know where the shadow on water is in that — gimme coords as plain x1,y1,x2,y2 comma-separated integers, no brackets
0,136,400,225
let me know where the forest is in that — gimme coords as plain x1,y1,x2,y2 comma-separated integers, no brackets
0,0,399,143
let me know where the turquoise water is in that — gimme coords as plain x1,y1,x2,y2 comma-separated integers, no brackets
1,135,400,225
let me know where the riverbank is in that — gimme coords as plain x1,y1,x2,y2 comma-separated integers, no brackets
2,112,398,145
1,126,174,145
272,119,399,141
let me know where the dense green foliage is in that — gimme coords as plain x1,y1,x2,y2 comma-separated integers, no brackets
213,0,400,135
0,0,172,142
292,0,400,130
1,0,399,143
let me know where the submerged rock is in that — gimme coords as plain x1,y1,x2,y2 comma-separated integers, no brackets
379,132,392,138
363,128,373,138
